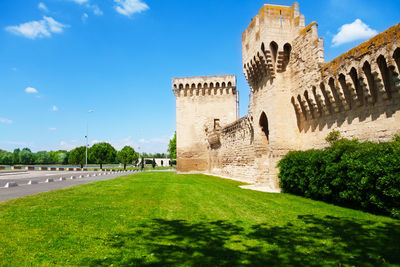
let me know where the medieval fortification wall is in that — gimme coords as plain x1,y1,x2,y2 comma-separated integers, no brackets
172,2,400,191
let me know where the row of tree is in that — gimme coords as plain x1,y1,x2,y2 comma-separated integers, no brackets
0,148,69,166
0,134,177,170
0,143,138,169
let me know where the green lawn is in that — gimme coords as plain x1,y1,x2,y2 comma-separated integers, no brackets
0,172,399,266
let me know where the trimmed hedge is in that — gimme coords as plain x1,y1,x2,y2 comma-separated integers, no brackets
278,138,400,218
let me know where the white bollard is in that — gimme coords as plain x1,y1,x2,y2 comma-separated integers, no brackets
46,178,54,183
70,176,76,180
4,182,18,188
28,180,38,185
59,177,66,181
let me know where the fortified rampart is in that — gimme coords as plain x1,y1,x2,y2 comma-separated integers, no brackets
172,2,400,191
172,75,238,172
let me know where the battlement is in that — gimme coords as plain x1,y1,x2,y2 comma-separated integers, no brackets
291,23,400,128
241,3,308,91
172,75,237,97
242,3,302,40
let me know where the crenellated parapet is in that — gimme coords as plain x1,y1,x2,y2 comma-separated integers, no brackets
172,75,237,97
291,23,400,123
242,2,305,91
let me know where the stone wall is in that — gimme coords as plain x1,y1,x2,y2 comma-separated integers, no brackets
291,23,400,150
172,75,238,172
207,116,259,183
172,3,400,192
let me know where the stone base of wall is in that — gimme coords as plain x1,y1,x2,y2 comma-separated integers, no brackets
177,158,208,172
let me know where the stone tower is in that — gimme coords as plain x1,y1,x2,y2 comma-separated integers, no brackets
172,75,238,172
172,2,400,191
240,2,314,186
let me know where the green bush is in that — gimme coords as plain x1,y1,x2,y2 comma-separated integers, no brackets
278,137,400,218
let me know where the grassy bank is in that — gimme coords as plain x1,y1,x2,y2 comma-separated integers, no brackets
0,172,398,266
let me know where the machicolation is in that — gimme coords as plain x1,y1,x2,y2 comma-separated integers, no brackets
172,2,400,191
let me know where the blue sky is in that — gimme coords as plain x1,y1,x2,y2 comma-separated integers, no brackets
0,0,399,153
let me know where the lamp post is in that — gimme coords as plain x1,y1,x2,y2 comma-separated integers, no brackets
85,110,94,168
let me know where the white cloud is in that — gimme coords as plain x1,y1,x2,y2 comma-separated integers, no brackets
49,127,56,131
25,87,38,94
38,2,48,12
60,140,79,150
11,67,17,71
5,16,68,39
52,105,58,111
82,13,89,22
90,5,103,15
105,137,136,150
72,0,89,4
332,19,378,47
0,117,13,124
114,0,149,17
139,137,169,144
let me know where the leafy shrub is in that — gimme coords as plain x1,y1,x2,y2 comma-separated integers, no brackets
325,130,341,144
278,137,400,219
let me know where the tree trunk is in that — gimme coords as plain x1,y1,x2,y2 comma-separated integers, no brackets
100,163,103,170
80,164,83,168
124,163,126,170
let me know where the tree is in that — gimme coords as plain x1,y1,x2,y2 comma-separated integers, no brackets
89,142,116,169
68,146,86,168
20,148,34,165
54,150,69,165
13,149,20,165
35,151,51,165
168,132,176,159
0,150,13,165
152,158,156,169
117,146,138,170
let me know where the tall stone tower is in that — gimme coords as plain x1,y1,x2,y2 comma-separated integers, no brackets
240,2,317,185
172,75,238,172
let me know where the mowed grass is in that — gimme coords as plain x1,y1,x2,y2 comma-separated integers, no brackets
0,172,399,266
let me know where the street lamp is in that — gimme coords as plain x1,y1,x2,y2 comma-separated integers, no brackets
85,110,94,168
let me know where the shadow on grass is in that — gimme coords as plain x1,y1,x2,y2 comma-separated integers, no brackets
84,215,400,266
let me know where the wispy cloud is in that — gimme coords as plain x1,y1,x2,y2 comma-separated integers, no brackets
71,0,89,4
52,105,58,111
0,117,13,124
71,0,103,16
25,87,38,94
5,16,68,39
11,67,17,71
49,127,56,131
60,140,80,150
114,0,149,17
91,140,101,145
82,13,89,22
139,137,169,144
90,4,103,15
38,2,48,12
332,19,378,47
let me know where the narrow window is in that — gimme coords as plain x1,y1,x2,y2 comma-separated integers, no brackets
214,119,220,129
259,112,269,141
270,41,278,63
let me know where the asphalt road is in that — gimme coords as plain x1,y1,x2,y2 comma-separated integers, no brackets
0,170,139,202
